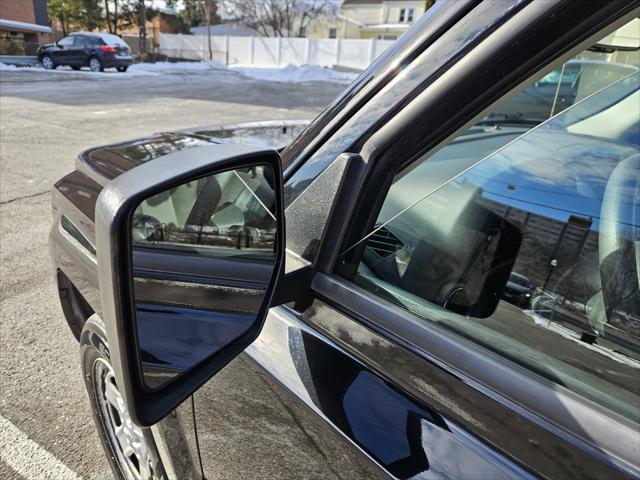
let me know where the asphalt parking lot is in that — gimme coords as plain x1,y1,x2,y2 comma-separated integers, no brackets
0,66,348,479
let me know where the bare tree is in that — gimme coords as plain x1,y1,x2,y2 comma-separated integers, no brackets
198,0,213,60
104,0,113,32
222,0,336,37
103,0,120,33
139,0,146,58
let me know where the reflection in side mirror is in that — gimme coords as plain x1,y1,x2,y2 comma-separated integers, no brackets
96,144,284,426
130,165,278,389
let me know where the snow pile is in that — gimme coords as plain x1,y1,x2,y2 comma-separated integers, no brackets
129,60,227,73
232,64,358,83
0,60,359,84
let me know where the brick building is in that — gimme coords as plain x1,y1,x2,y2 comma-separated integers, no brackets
0,0,51,55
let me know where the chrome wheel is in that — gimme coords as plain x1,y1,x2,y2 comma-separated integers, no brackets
89,57,102,72
94,358,160,480
41,56,54,69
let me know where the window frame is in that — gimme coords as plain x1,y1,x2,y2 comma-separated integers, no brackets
280,0,478,178
57,36,74,47
407,8,415,22
301,1,639,475
73,35,93,47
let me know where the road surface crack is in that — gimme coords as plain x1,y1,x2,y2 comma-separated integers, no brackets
0,190,49,205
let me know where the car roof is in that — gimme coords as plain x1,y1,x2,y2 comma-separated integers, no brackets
69,32,127,46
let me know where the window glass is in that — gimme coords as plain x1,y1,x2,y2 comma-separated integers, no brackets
132,166,277,262
329,28,337,39
399,8,406,22
346,23,640,421
85,36,104,46
57,36,74,47
407,8,415,22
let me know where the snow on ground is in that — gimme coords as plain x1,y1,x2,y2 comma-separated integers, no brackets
231,64,358,83
129,59,227,73
0,60,358,84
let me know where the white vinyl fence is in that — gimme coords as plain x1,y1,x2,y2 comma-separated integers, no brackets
159,34,394,70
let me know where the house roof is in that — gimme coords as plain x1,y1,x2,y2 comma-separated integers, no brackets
337,14,365,27
361,23,411,31
0,19,52,34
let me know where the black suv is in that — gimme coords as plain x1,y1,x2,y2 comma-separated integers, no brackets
37,32,132,72
50,2,640,479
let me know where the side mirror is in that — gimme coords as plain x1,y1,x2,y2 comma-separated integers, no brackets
96,144,284,426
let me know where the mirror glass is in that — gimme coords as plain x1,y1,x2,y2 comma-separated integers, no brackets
130,164,277,389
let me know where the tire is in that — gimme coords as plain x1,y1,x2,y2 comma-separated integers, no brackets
80,315,165,480
88,56,104,72
116,65,128,73
41,55,56,70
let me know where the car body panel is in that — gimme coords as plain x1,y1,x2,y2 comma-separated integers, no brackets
194,306,532,479
76,120,312,187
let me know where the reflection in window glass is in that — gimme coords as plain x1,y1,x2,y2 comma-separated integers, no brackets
350,72,640,419
58,36,74,47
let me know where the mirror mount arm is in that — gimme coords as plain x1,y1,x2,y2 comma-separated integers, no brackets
271,266,315,311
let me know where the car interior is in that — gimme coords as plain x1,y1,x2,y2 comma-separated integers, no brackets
132,166,276,255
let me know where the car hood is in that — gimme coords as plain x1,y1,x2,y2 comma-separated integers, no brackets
77,119,310,186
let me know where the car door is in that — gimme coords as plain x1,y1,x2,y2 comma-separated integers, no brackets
68,35,90,66
189,2,639,480
51,35,75,64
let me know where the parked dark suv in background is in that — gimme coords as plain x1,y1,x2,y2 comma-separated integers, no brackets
37,32,132,72
49,2,639,479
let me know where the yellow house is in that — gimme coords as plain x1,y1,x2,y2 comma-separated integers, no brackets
306,0,432,39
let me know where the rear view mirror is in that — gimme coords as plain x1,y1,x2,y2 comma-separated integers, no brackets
96,144,284,426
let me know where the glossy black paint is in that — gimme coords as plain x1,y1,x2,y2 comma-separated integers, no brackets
78,121,312,187
194,308,531,479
